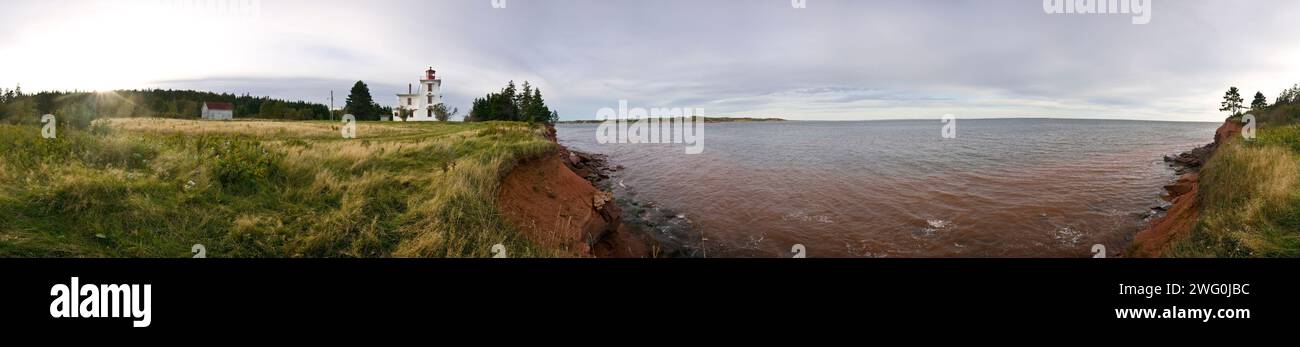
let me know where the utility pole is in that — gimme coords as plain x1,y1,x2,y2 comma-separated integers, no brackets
329,90,334,121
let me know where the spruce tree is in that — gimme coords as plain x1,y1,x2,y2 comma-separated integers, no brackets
345,81,376,120
1251,91,1269,111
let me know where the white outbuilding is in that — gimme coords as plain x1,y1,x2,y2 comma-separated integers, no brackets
201,102,235,120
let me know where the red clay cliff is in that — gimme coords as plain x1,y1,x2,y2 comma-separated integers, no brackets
1132,120,1243,257
495,126,649,257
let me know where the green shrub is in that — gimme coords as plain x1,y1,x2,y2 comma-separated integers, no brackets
1256,124,1300,153
1255,103,1300,126
203,137,282,193
84,137,159,170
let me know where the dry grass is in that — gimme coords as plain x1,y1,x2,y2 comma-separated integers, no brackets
0,118,556,258
1169,125,1300,257
102,117,433,140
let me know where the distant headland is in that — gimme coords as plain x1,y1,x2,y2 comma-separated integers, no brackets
559,117,787,124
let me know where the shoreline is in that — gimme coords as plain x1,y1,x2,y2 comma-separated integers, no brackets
494,125,702,258
1132,119,1243,257
514,121,1236,258
558,117,786,125
561,148,704,258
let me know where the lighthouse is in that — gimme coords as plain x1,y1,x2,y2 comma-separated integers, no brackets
394,67,444,121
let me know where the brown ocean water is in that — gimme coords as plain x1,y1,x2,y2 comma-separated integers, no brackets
557,119,1219,257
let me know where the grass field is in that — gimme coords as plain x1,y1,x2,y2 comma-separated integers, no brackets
1168,115,1300,257
0,118,557,258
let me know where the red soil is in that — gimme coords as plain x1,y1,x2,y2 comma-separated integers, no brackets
496,128,649,257
1132,120,1243,257
1132,173,1201,256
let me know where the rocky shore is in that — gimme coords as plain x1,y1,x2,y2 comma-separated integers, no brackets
494,126,702,258
1133,120,1243,257
1163,143,1216,175
557,144,704,258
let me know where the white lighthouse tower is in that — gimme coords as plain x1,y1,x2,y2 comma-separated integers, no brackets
394,67,444,121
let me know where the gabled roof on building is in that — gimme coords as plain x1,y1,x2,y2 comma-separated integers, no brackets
204,102,234,111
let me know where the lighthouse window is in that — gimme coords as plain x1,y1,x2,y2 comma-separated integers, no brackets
427,95,433,104
407,98,412,106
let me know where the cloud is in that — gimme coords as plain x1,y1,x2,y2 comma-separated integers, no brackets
2,0,1298,121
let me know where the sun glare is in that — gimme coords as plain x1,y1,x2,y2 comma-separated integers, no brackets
2,1,254,92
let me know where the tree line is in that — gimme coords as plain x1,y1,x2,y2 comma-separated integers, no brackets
1,79,561,126
1219,84,1300,116
1221,83,1300,124
0,85,330,127
466,81,558,124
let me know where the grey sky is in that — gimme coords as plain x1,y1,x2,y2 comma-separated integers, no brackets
2,0,1298,121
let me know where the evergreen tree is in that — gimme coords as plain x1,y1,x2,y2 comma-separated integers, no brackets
518,82,533,122
526,88,551,124
372,102,392,120
1220,87,1244,116
345,81,377,120
0,88,323,121
1251,91,1269,111
467,80,555,123
1276,84,1300,105
468,97,487,122
499,81,518,121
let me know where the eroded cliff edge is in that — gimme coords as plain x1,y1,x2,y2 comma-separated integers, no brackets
495,126,651,257
1132,120,1244,257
